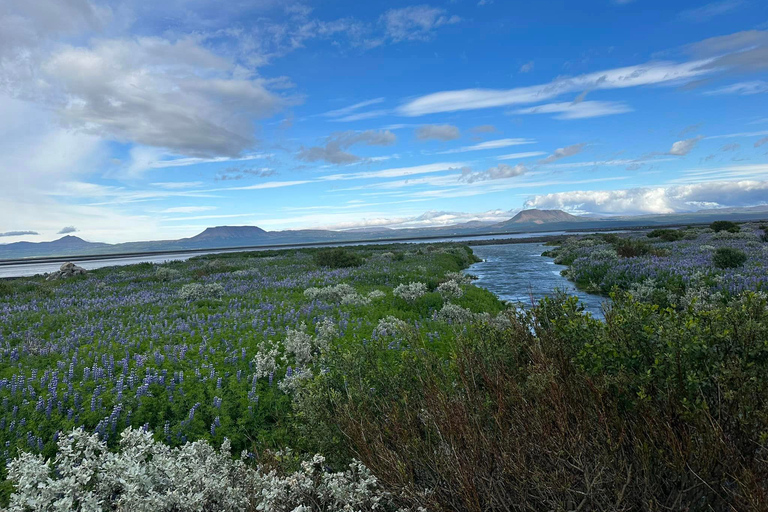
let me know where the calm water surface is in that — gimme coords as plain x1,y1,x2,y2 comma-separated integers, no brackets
467,243,605,317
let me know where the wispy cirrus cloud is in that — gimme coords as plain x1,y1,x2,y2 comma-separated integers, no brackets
437,138,535,154
679,0,743,23
0,230,39,237
704,81,768,95
459,163,527,183
397,60,710,116
380,5,460,43
513,100,633,119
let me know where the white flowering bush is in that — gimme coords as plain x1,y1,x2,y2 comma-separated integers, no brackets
367,289,387,301
284,324,316,366
436,303,475,324
7,428,403,512
278,366,314,394
444,271,473,285
373,316,409,339
155,266,180,282
313,318,337,350
178,282,225,301
304,283,370,306
252,342,279,380
436,280,463,300
393,282,427,303
7,427,254,512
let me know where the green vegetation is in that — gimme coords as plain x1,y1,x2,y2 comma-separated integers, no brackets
710,220,740,233
713,246,748,269
2,236,768,510
313,247,365,268
646,228,684,241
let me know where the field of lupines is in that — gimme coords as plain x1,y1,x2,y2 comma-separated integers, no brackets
0,243,502,501
3,231,768,510
543,222,768,303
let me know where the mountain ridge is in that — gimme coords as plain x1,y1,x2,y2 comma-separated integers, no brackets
2,206,767,261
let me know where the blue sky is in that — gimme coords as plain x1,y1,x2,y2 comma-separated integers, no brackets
1,0,767,243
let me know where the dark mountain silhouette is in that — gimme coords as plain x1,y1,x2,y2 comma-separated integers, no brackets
187,226,270,242
501,209,584,225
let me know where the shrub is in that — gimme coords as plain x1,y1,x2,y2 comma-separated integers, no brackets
393,282,427,303
178,282,225,300
437,279,464,300
713,247,748,269
0,280,13,297
710,220,740,233
7,427,397,512
306,294,768,511
155,266,181,281
314,248,363,268
614,238,652,258
647,229,684,242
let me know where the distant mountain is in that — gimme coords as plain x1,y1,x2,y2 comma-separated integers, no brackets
187,226,269,242
497,209,585,226
2,207,767,262
0,236,108,259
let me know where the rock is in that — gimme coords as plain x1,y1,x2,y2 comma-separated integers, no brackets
46,262,87,281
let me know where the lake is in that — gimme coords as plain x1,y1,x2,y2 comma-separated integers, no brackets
467,243,606,317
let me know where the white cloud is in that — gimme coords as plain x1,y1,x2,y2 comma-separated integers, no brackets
668,136,703,155
37,37,290,157
297,130,397,164
380,5,460,43
539,143,587,164
497,151,546,160
160,206,217,214
323,98,385,118
460,163,527,183
513,100,633,119
437,138,535,154
519,61,534,73
320,162,468,181
706,130,768,139
415,124,461,141
397,59,711,116
679,0,743,23
704,81,768,95
524,180,768,215
685,30,768,73
151,182,205,189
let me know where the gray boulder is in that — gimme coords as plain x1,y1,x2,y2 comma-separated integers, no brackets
46,262,87,281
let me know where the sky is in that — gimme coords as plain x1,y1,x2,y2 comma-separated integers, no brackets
1,0,767,243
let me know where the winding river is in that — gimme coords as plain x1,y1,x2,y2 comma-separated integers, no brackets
467,243,605,317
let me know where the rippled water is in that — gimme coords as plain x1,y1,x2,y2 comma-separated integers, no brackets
467,243,606,317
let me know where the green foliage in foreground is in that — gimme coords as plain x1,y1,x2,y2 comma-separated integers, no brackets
302,292,768,510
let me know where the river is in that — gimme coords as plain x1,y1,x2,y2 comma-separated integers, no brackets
0,230,595,279
467,243,606,317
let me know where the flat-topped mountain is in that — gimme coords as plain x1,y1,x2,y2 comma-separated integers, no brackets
501,209,584,225
187,226,269,242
